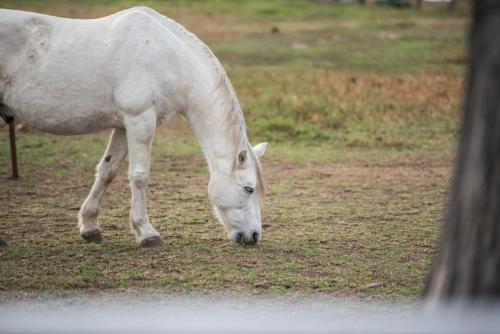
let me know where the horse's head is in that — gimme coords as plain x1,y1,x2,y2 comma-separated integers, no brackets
208,142,267,246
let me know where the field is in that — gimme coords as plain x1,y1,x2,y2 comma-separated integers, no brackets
0,0,466,299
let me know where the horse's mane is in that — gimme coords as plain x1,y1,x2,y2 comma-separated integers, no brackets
209,59,265,195
157,11,265,193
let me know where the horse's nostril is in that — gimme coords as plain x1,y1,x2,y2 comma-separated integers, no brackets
233,231,259,246
252,232,259,244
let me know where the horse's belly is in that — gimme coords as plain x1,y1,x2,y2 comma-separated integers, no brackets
6,64,123,135
7,81,123,135
12,105,123,135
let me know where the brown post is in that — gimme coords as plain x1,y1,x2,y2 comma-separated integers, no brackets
9,120,18,179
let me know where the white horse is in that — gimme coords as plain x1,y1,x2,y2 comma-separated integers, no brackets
0,7,268,247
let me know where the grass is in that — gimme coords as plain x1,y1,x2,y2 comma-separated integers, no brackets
0,130,450,298
0,0,466,299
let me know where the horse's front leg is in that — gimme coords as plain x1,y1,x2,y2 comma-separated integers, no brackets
78,128,128,242
125,108,163,247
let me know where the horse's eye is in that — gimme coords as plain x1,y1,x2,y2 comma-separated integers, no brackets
244,186,254,194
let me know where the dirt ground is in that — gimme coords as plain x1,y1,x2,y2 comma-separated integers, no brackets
0,124,451,299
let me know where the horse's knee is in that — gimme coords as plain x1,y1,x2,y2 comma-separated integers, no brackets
129,167,149,188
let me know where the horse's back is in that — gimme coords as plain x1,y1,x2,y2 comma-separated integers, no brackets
0,8,190,134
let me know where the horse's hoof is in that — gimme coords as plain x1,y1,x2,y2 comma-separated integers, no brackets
141,236,164,248
81,230,103,244
0,237,8,248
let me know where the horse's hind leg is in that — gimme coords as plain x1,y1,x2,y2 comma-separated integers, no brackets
78,128,127,243
124,108,163,247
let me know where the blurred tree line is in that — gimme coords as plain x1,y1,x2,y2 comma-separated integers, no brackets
330,0,459,11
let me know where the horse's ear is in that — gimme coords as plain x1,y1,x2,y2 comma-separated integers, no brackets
237,150,247,166
253,142,268,158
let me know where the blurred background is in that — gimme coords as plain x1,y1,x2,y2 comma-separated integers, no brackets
0,1,467,301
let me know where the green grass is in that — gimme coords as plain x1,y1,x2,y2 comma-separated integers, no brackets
0,129,451,298
0,0,466,299
0,0,468,19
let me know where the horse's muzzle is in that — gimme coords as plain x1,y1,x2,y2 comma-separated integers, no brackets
233,230,260,246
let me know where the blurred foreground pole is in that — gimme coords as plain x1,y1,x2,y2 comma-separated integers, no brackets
425,0,500,301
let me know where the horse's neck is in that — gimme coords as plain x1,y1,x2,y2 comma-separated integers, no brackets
179,35,247,176
185,102,242,176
